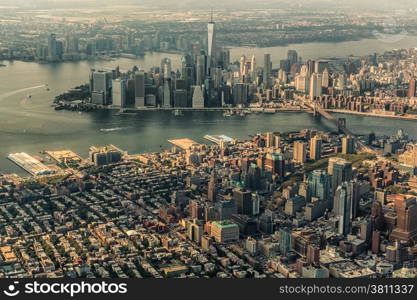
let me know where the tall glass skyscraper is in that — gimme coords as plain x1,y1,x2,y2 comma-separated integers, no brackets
207,11,216,74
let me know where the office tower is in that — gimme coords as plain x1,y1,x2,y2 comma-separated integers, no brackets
181,54,194,90
47,33,58,62
372,231,381,254
279,228,292,255
390,197,417,243
307,170,331,204
210,221,239,243
265,153,285,177
299,182,311,203
173,89,188,107
309,136,322,161
196,55,206,86
335,182,351,235
263,54,272,89
112,79,126,108
408,79,416,98
307,60,315,75
266,132,274,148
309,73,322,99
233,189,253,216
240,55,246,80
161,58,172,79
293,141,307,164
322,68,329,88
315,60,329,74
342,135,355,154
329,158,352,196
232,83,249,106
306,244,320,265
250,55,257,81
280,59,291,73
192,85,205,108
188,220,204,244
162,80,172,107
134,72,145,107
207,173,217,202
91,70,112,105
207,11,216,74
287,50,298,67
274,135,281,149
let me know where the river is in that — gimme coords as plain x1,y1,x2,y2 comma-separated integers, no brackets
1,37,417,175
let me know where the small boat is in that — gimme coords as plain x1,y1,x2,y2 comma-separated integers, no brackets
223,110,232,117
172,109,183,116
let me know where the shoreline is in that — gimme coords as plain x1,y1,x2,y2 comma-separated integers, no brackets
324,109,417,122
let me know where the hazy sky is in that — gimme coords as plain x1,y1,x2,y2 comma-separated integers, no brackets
1,0,416,10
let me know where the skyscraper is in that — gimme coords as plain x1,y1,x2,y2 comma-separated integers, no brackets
342,135,355,154
293,141,307,164
390,197,417,243
265,153,285,177
287,50,298,67
47,33,58,62
233,188,253,216
207,11,216,74
308,170,331,205
329,157,352,197
309,136,322,161
112,79,126,108
263,54,272,89
91,70,112,105
335,182,352,235
134,72,145,107
192,85,205,108
309,73,322,99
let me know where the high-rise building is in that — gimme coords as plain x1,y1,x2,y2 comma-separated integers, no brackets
91,70,113,105
134,72,145,107
315,60,329,74
329,158,353,195
293,141,307,164
408,79,416,98
210,221,239,243
192,85,205,108
390,197,417,243
47,33,58,62
309,136,322,161
112,79,126,108
207,11,216,74
342,135,355,154
309,73,322,99
162,80,172,107
263,54,272,89
233,189,253,216
287,50,298,67
266,132,274,148
279,228,292,255
308,170,331,205
335,182,351,235
265,153,285,177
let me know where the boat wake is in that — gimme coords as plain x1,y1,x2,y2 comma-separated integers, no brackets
99,127,130,133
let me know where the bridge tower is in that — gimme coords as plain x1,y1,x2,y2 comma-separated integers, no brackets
313,102,318,117
337,118,346,134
